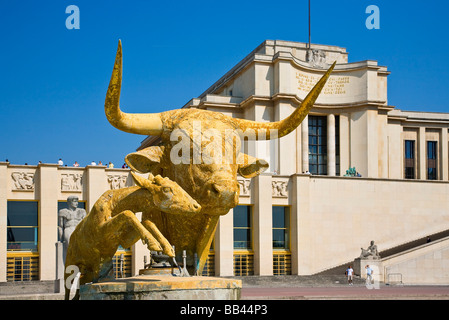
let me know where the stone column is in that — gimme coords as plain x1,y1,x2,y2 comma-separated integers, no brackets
418,127,427,180
274,99,296,175
339,113,350,176
366,109,379,178
296,122,302,174
0,162,8,282
86,165,108,211
243,102,273,173
253,174,273,276
55,242,64,293
441,128,448,180
301,116,309,173
132,212,146,276
215,209,234,276
327,114,336,176
291,174,310,275
38,163,60,281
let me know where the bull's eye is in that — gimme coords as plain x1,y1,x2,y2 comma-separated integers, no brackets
162,187,172,193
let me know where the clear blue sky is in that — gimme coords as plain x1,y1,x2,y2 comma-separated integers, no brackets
1,0,448,167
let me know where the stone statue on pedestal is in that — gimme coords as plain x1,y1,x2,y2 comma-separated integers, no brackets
359,240,380,259
58,196,87,246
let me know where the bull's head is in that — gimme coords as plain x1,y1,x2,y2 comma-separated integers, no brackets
105,40,335,215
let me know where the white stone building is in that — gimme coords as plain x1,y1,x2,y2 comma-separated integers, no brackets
1,40,449,285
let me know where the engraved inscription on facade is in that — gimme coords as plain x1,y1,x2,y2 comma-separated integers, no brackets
297,72,350,95
272,180,288,197
108,174,128,190
237,178,251,196
11,172,35,191
61,173,83,192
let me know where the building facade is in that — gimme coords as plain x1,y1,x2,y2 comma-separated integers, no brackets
1,40,449,284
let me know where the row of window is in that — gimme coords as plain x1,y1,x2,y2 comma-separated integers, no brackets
6,201,290,253
309,116,443,181
6,201,289,280
233,204,291,275
404,140,438,180
234,205,290,250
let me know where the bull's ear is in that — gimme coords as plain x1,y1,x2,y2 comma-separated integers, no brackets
125,146,165,174
131,172,154,188
237,153,269,178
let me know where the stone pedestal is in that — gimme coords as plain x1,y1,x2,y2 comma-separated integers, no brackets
55,242,65,293
354,258,383,281
79,275,242,300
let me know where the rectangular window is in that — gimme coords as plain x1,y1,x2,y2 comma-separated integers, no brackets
272,206,290,250
7,253,39,281
309,115,327,175
7,201,39,251
427,141,437,180
404,140,416,179
233,205,252,250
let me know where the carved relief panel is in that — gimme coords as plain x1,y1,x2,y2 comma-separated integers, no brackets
272,180,288,197
107,174,129,190
61,173,83,192
11,172,35,191
237,178,251,197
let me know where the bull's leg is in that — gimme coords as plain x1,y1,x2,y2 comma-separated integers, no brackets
142,219,175,257
102,210,163,252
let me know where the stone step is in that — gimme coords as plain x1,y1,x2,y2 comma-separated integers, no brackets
0,280,56,296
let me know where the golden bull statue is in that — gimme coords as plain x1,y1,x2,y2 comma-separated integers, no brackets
65,40,335,298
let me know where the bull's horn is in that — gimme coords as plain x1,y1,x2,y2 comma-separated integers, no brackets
105,40,164,136
232,61,336,140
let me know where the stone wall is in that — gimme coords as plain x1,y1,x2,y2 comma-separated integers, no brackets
292,175,449,275
382,237,449,285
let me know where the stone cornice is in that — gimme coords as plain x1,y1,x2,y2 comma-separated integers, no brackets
198,40,390,100
388,109,449,126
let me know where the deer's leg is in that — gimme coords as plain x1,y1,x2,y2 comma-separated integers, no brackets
102,210,163,252
142,219,175,257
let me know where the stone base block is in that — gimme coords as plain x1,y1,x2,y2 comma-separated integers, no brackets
80,275,242,300
139,267,176,276
354,258,383,281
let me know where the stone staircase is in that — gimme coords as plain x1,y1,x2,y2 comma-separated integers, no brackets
235,274,366,288
317,229,449,282
0,280,56,295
